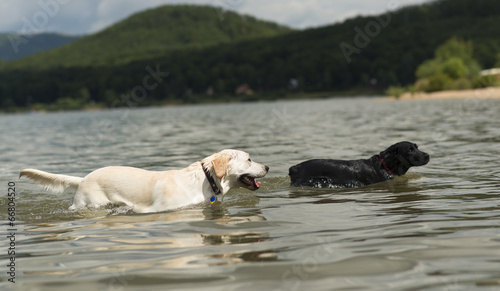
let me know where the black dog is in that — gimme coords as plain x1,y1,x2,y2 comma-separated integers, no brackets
289,141,430,188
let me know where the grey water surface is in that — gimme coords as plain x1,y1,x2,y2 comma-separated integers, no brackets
1,97,500,290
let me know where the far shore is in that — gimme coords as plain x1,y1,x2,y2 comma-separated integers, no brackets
381,87,500,101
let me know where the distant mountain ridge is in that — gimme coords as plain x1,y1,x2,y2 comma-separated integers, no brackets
0,33,79,61
6,5,291,69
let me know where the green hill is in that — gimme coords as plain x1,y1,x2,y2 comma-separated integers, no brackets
0,33,79,61
1,0,500,111
6,5,291,69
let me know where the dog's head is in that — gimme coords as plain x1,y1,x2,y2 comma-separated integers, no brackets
380,141,430,175
203,149,269,194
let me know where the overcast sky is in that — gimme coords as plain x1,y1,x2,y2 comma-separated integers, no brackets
1,0,430,35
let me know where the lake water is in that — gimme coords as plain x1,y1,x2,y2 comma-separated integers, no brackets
1,97,500,290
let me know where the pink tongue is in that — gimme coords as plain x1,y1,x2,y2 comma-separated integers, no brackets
255,180,261,188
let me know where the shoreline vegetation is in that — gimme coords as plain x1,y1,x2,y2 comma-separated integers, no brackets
0,88,382,113
382,36,500,101
3,86,500,114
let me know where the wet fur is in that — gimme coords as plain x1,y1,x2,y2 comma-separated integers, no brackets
289,141,430,188
20,149,268,213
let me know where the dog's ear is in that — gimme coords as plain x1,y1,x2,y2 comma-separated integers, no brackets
383,144,399,158
380,144,398,158
212,155,229,180
392,144,400,155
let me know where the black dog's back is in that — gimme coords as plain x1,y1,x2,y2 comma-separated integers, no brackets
289,158,385,188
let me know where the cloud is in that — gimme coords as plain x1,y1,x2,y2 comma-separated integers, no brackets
218,0,430,28
0,1,43,33
90,0,168,33
0,0,98,35
237,0,323,28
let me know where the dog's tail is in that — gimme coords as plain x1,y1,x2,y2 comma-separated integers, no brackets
20,169,83,193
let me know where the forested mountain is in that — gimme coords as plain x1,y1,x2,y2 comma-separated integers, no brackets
5,5,291,70
1,0,500,110
0,33,79,61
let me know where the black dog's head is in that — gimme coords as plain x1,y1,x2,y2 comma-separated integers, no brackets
379,141,430,175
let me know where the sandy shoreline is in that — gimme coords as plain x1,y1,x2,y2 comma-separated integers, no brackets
381,86,500,101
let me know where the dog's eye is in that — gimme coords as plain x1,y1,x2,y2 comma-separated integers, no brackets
248,158,252,162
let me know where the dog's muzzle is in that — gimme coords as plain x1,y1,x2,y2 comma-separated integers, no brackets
239,166,269,191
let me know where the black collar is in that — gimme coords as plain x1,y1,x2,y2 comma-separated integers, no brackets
202,163,221,196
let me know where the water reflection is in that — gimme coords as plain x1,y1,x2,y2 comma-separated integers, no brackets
22,205,279,280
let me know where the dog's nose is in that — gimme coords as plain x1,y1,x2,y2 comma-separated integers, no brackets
265,166,270,172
